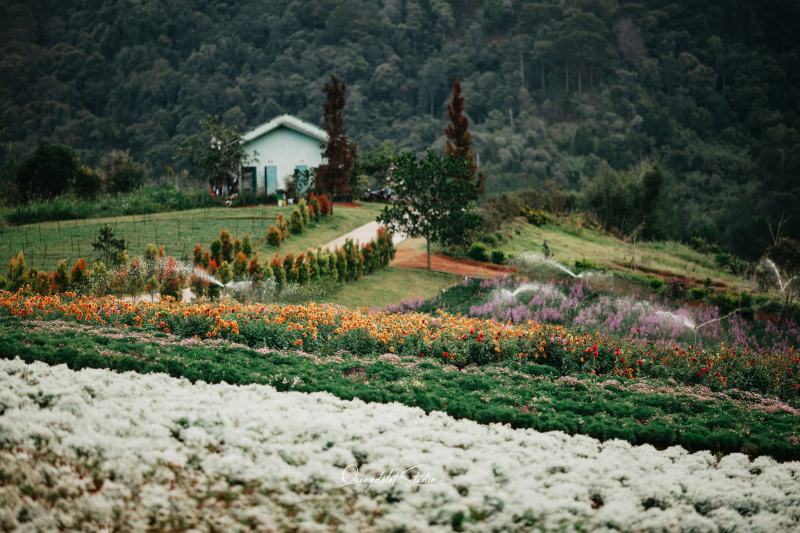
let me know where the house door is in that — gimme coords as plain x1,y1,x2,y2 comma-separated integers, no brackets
241,167,257,193
294,165,309,195
266,166,277,195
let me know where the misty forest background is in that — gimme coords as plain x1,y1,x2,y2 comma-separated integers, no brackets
1,0,799,258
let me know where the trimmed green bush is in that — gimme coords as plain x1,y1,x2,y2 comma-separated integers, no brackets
468,242,490,262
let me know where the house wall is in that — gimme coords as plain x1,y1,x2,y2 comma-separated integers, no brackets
240,126,324,195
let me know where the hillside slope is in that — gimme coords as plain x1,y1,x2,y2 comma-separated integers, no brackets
1,1,799,255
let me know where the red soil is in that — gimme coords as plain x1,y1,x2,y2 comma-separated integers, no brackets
392,249,517,278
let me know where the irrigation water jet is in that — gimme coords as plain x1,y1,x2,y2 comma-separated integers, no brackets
512,252,611,280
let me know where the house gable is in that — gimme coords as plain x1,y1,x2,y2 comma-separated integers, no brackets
240,115,327,195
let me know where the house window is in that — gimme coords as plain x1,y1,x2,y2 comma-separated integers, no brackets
242,167,257,192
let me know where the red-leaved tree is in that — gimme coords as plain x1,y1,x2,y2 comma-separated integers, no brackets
445,80,484,194
316,75,357,206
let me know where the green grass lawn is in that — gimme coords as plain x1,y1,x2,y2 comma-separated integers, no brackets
497,220,751,290
322,266,458,309
3,318,796,460
0,203,384,270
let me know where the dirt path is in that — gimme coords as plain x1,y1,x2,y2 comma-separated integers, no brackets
323,221,406,250
392,247,516,278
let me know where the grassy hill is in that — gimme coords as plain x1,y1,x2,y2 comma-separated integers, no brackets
492,218,752,292
0,203,384,270
321,266,457,309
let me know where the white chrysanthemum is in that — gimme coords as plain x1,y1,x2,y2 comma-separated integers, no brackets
0,358,798,532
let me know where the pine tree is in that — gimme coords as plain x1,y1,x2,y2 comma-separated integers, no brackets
316,75,357,206
445,80,484,194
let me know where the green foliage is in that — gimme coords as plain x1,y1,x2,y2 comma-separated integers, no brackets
582,163,664,237
354,141,396,188
289,208,304,234
2,321,797,460
3,1,800,256
525,208,550,226
7,251,26,291
379,150,480,268
16,144,83,202
467,242,490,262
490,250,506,265
91,224,127,266
100,150,147,193
0,186,215,226
174,116,249,194
266,225,281,247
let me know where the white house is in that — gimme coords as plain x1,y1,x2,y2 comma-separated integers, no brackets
239,114,328,196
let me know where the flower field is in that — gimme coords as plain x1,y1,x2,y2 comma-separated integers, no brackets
464,276,800,354
2,358,799,531
2,290,798,399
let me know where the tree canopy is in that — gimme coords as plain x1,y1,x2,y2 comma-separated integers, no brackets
1,0,799,256
379,150,480,269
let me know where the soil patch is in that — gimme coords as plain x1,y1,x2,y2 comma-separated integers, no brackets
392,249,516,278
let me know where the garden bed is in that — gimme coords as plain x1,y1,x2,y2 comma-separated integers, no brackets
2,357,799,531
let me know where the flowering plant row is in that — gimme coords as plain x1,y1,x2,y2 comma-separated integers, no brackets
190,225,396,298
2,291,798,398
465,276,800,355
2,359,798,532
2,225,396,301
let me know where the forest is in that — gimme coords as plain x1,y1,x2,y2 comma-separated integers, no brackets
1,0,799,257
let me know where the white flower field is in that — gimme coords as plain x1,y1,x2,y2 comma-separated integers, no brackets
1,358,798,532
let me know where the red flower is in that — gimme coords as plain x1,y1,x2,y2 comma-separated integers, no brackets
637,359,643,366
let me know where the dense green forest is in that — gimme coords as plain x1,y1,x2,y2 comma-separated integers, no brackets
1,0,799,257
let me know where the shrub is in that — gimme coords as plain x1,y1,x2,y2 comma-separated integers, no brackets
210,239,223,264
16,143,80,201
51,261,69,293
219,230,234,263
468,242,490,262
30,270,51,295
689,286,706,301
480,234,498,247
159,257,184,300
73,166,102,199
233,252,248,279
375,226,395,267
267,225,282,247
289,208,304,234
294,254,310,285
276,213,289,239
335,248,348,282
247,255,266,281
7,251,27,291
69,259,89,291
101,150,147,193
91,224,127,266
270,255,285,288
525,208,550,226
574,259,606,272
283,253,295,283
308,195,321,218
241,235,253,257
298,199,310,226
490,250,506,265
317,194,331,215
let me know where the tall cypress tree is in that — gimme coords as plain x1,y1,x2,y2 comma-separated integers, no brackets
317,75,357,205
444,79,484,194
